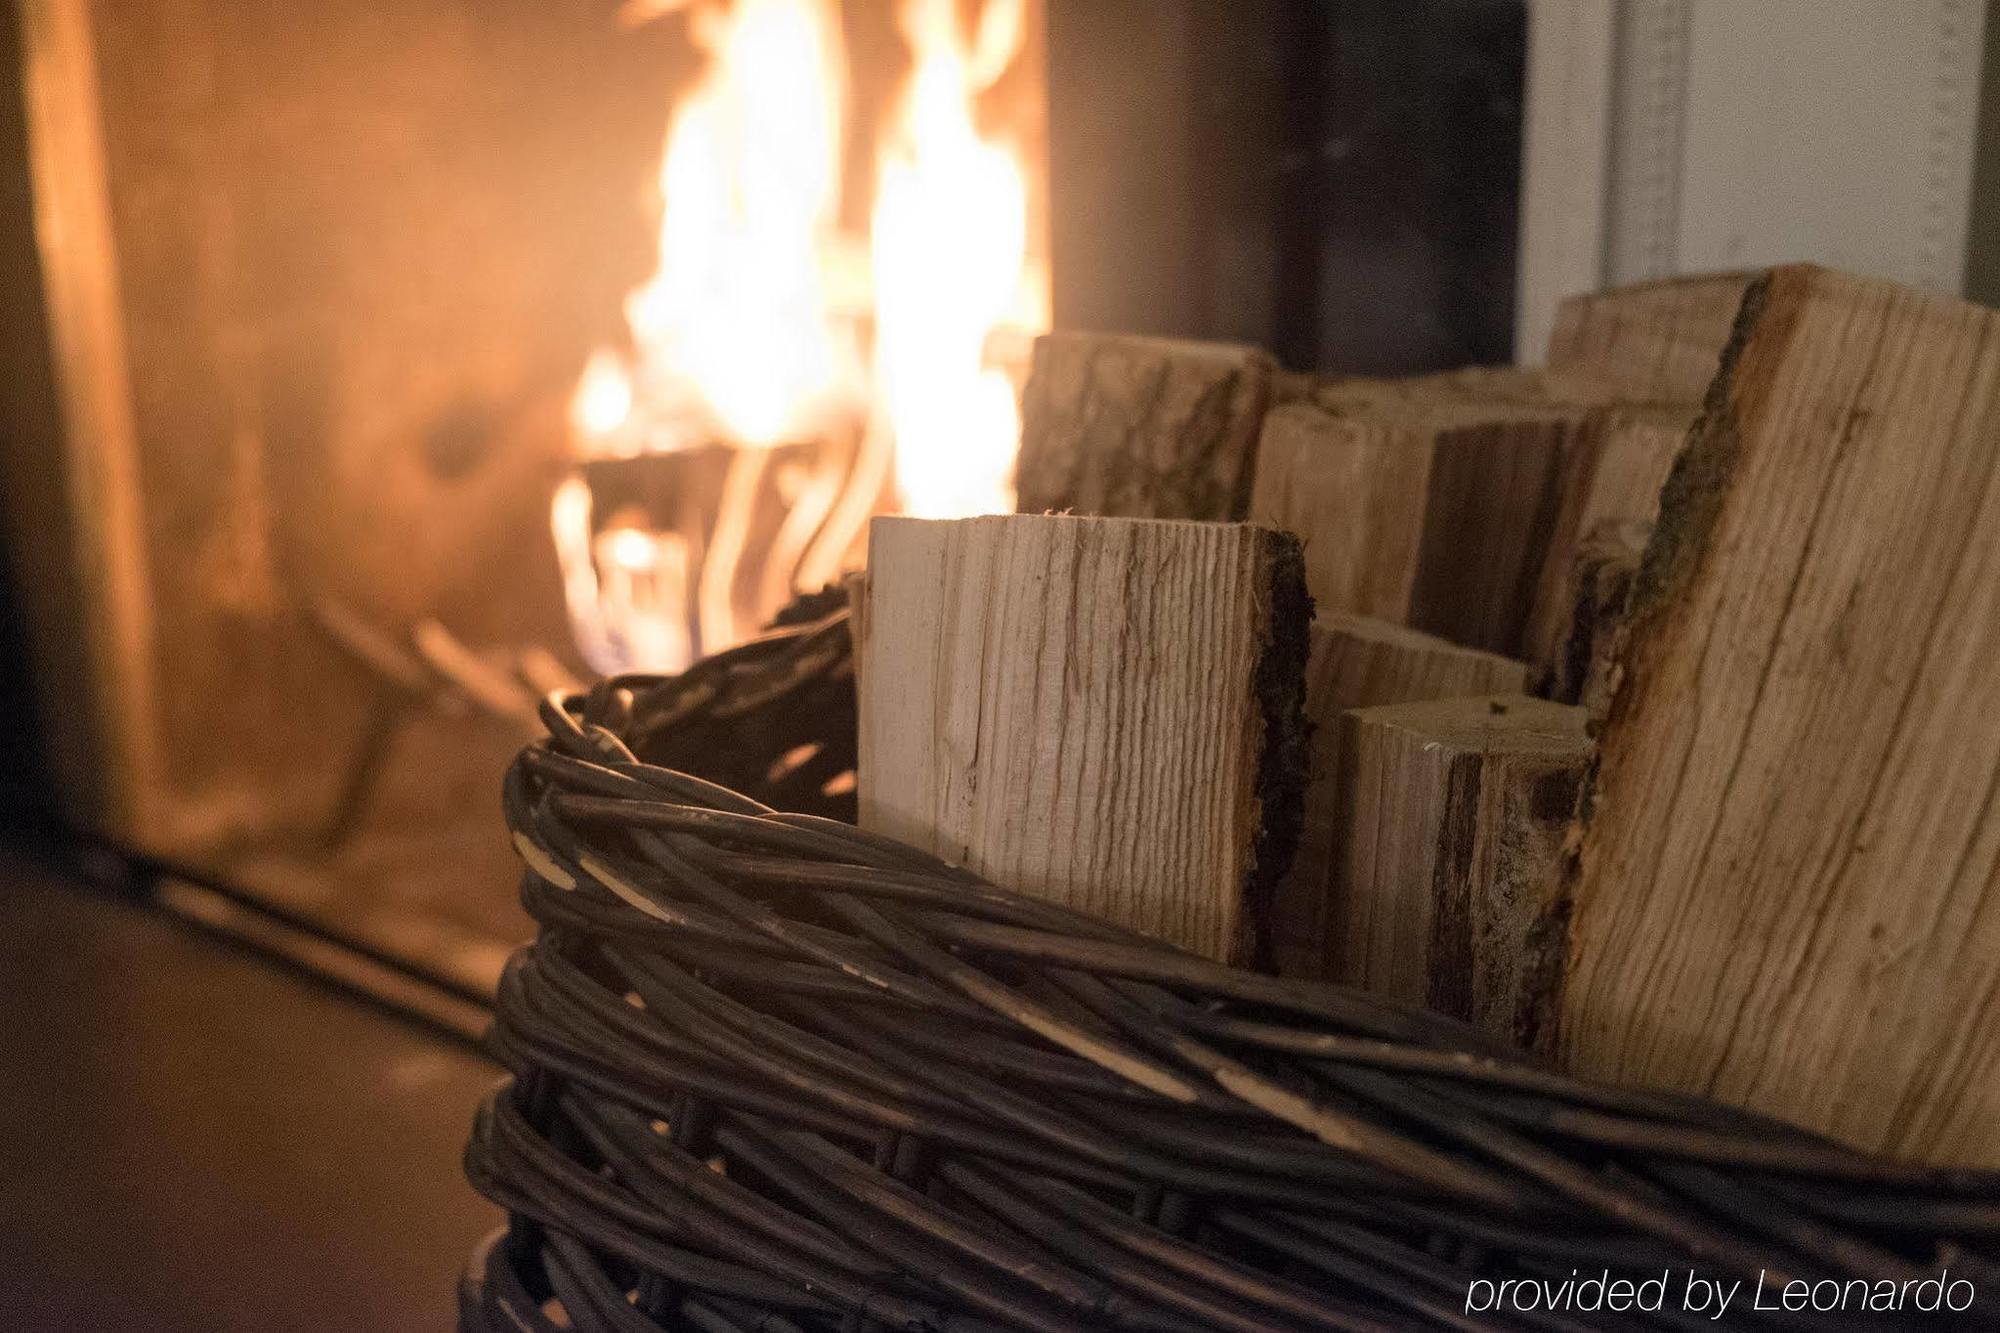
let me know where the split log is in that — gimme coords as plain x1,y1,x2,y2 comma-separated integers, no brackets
1518,405,1689,678
1405,402,1601,657
1562,265,2000,1164
1015,332,1275,521
1246,398,1441,624
855,513,1309,963
1251,372,1686,660
1546,271,1754,402
1332,694,1591,1052
1538,519,1648,718
1273,615,1528,978
1249,376,1592,656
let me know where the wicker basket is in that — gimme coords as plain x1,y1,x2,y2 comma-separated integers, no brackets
463,604,2000,1331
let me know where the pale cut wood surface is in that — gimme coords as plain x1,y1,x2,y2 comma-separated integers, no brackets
1546,271,1753,402
1563,265,2000,1164
856,514,1308,963
1247,399,1437,623
1014,332,1274,521
1335,694,1590,1051
1274,615,1528,978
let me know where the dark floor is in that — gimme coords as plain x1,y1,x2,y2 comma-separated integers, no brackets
0,850,503,1331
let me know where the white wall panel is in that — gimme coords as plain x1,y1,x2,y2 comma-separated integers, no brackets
1517,0,1987,362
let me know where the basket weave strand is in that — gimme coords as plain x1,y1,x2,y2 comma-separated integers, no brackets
463,608,2000,1332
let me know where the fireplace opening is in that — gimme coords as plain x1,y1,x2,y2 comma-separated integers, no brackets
0,0,1526,998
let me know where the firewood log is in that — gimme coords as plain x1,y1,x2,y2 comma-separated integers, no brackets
1250,370,1659,657
855,513,1309,963
1518,405,1689,678
1538,519,1648,718
1546,271,1753,402
1562,265,2000,1164
1249,364,1690,662
1247,397,1441,625
1015,332,1275,521
1332,694,1591,1052
1273,615,1528,979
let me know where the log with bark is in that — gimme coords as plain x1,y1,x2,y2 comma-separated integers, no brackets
1546,271,1755,402
1539,518,1648,717
1517,405,1689,677
1560,265,2000,1164
1332,693,1592,1052
1014,332,1276,521
1248,371,1679,659
1273,614,1528,979
854,513,1309,964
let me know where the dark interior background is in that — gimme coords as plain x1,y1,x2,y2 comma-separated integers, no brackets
1047,0,1526,374
0,5,64,822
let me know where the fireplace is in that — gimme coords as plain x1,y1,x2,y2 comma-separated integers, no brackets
0,0,1527,992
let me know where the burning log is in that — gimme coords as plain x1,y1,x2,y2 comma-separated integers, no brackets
855,513,1309,963
1331,694,1592,1053
1561,266,2000,1163
1015,332,1276,521
554,0,1049,676
553,430,873,674
1271,614,1528,979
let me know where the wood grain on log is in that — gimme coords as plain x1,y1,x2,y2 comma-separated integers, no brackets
1246,398,1439,624
1015,332,1274,521
1539,519,1648,718
1406,407,1598,657
1273,614,1528,978
1252,371,1627,656
856,513,1309,963
1334,694,1591,1052
1546,271,1754,402
1562,266,2000,1164
1518,405,1689,678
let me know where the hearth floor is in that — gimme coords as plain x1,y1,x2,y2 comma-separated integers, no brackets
0,848,501,1330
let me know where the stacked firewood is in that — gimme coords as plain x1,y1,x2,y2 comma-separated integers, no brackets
850,267,2000,1171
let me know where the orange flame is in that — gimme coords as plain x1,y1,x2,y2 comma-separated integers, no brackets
551,475,696,672
575,0,858,453
570,348,635,441
874,0,1032,518
560,0,1042,671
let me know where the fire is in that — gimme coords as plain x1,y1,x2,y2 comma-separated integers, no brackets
873,0,1032,518
559,0,1042,673
577,0,857,455
550,475,695,674
571,349,635,441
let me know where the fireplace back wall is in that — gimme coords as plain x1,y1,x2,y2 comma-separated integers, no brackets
4,0,705,969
